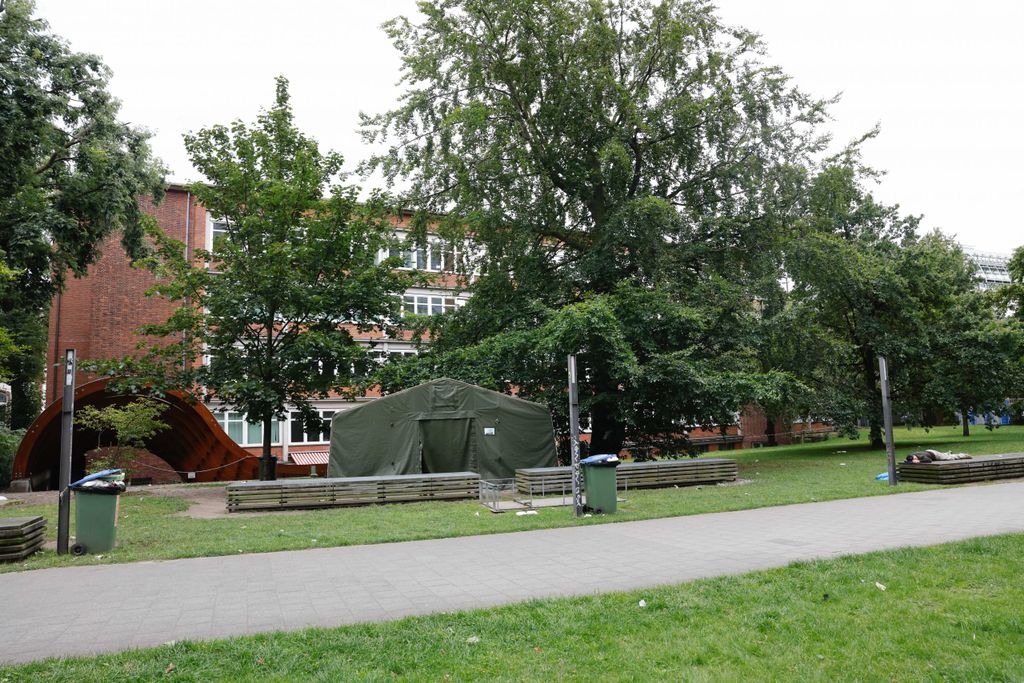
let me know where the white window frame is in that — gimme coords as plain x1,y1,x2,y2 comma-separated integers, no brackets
384,232,462,273
289,409,337,445
401,293,461,316
212,410,283,447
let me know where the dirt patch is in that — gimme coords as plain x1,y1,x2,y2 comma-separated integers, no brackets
144,483,306,519
0,490,58,507
1,483,308,519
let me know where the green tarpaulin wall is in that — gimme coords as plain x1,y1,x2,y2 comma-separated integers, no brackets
329,378,558,480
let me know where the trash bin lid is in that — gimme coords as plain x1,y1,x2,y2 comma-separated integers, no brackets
70,469,125,488
581,454,620,466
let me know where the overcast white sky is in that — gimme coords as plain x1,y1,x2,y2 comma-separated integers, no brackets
34,0,1023,254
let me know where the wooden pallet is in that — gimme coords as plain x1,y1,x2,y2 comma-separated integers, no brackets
897,453,1024,484
226,472,480,512
0,516,46,562
515,458,738,494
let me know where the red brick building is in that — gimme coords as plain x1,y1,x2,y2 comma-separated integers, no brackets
44,186,471,468
47,188,204,402
44,186,829,472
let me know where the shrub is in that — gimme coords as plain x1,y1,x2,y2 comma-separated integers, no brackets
0,427,25,489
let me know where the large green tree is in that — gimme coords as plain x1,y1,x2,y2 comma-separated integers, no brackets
0,0,164,426
364,0,829,454
920,292,1022,436
98,78,412,480
785,161,1018,445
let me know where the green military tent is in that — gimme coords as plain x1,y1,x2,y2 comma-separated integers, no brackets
329,378,558,480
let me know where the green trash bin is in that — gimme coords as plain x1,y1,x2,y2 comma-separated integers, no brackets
582,454,620,514
70,469,125,555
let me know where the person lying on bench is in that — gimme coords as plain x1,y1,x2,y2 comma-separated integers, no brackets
905,449,971,464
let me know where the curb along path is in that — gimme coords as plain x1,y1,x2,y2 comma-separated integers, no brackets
2,481,1023,664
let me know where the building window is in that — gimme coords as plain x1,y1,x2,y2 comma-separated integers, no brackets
213,411,281,446
402,294,459,316
289,409,337,445
349,348,418,377
389,242,457,272
369,349,418,363
210,220,229,247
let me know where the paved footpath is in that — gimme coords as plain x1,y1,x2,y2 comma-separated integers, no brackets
3,482,1024,664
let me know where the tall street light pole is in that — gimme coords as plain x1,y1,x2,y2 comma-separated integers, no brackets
879,355,897,486
57,348,76,554
567,354,584,517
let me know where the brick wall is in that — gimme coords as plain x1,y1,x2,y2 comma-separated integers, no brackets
47,187,206,402
740,407,791,448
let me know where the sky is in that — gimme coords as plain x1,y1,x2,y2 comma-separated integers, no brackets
32,0,1024,254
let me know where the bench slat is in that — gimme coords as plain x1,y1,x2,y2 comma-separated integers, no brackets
226,472,480,511
896,454,1024,484
515,458,737,494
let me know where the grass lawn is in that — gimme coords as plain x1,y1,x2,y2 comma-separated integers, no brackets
3,531,1023,681
3,425,1023,574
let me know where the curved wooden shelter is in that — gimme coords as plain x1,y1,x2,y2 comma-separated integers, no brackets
12,378,259,490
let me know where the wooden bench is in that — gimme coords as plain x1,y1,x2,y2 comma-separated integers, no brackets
226,472,480,512
897,453,1024,485
797,430,834,443
515,458,738,495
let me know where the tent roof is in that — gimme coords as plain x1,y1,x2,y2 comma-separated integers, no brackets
341,377,549,417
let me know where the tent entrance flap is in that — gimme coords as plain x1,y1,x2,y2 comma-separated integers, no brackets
419,418,475,474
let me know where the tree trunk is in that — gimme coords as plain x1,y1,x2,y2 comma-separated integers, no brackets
962,406,970,437
259,412,277,481
588,400,626,456
765,415,777,446
862,347,885,449
869,420,884,450
259,316,277,481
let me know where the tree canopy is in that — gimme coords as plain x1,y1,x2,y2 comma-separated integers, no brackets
74,398,169,473
783,159,1022,445
0,0,165,426
96,77,413,479
363,0,831,454
364,0,1023,451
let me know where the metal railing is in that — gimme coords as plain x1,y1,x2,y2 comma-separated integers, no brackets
478,478,515,512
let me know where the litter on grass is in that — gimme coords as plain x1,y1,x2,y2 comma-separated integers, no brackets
515,510,539,516
875,582,887,591
638,599,647,608
875,472,889,481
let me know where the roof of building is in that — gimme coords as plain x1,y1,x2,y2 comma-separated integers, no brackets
964,247,1015,290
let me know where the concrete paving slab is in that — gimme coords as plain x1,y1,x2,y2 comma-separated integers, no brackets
1,481,1023,664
